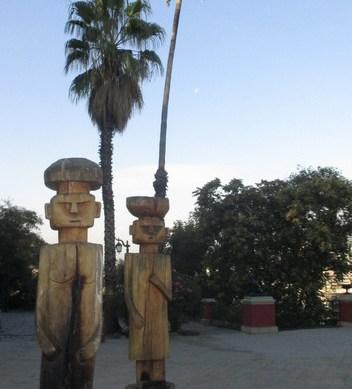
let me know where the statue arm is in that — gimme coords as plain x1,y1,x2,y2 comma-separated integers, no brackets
36,316,61,359
124,258,144,329
79,318,102,360
36,247,60,359
149,273,172,301
78,243,103,360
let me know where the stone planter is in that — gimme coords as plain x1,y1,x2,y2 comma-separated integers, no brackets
337,294,352,327
200,298,216,324
241,296,278,334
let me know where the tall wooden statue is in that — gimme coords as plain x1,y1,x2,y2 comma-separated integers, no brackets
125,196,175,389
36,158,103,389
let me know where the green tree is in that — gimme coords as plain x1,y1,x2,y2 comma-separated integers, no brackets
190,168,352,328
167,220,205,276
154,0,183,197
65,0,164,330
0,202,44,311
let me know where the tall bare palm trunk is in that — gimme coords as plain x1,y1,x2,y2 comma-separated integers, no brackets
154,0,183,198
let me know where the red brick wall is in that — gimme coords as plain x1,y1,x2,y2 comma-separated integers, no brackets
242,303,276,327
339,301,352,322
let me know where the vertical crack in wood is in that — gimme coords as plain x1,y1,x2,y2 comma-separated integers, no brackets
65,244,81,388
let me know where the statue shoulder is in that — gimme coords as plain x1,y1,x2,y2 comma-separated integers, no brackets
40,243,76,258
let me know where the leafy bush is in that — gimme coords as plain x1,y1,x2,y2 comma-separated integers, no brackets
276,289,337,329
213,300,241,328
0,202,44,311
171,167,352,329
169,270,201,332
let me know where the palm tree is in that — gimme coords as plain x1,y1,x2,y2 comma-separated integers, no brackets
65,0,164,331
153,0,183,198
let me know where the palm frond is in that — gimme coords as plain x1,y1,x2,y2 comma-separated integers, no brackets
126,0,152,17
65,50,89,73
83,26,99,42
124,19,165,48
88,75,143,132
65,19,88,36
138,49,163,79
115,49,139,78
69,1,95,23
65,0,163,132
107,0,125,12
65,38,89,54
69,69,98,102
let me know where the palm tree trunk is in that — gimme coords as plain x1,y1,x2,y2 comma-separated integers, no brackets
99,128,117,334
154,0,183,198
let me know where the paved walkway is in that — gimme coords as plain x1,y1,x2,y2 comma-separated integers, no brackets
1,311,352,388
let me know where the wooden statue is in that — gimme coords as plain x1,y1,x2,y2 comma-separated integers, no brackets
125,196,175,389
36,158,103,389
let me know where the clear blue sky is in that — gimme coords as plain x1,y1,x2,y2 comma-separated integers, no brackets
1,0,352,246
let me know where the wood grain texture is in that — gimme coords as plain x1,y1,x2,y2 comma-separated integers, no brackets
36,243,103,389
77,243,103,360
36,244,75,359
125,253,172,361
44,158,103,191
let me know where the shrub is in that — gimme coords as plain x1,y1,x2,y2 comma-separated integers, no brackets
169,270,201,331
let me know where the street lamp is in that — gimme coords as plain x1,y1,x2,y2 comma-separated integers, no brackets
115,238,130,254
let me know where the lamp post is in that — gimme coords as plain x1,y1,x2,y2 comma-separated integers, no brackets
115,238,130,254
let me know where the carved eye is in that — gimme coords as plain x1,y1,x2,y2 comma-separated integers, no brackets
141,226,153,235
141,225,162,236
153,226,162,235
61,202,73,212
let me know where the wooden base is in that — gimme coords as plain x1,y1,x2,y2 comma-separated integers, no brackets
126,382,175,389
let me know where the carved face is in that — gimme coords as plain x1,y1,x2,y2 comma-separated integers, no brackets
130,217,168,244
45,193,101,230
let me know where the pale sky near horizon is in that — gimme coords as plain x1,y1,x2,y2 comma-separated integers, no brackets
1,1,352,251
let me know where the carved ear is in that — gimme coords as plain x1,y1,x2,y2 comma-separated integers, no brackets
95,202,101,218
45,203,51,219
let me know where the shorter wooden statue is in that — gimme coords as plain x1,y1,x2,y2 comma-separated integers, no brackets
36,158,103,389
125,196,175,389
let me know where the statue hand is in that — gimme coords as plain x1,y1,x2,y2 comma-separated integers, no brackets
132,310,145,329
37,327,61,360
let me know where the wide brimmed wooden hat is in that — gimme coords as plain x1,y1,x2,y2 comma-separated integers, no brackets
44,158,103,191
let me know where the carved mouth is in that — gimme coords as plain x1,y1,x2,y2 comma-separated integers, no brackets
69,220,81,223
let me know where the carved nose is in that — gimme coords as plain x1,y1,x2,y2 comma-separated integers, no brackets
70,202,78,213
